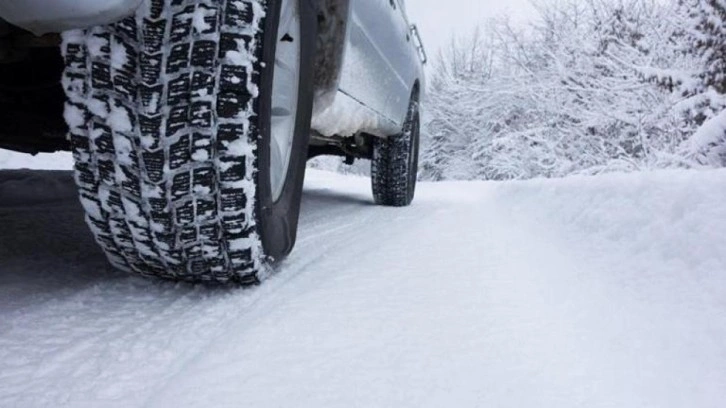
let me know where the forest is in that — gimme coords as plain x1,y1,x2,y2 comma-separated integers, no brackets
418,0,726,180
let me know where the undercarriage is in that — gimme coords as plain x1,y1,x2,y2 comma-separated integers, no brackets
0,22,370,162
0,23,67,154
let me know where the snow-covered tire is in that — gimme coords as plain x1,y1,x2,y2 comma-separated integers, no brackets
371,94,420,207
61,0,315,284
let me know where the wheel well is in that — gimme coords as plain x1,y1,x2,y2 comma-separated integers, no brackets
0,25,67,153
312,0,350,112
411,80,421,103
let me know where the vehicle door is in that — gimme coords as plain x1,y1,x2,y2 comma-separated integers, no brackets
338,0,410,125
385,0,421,124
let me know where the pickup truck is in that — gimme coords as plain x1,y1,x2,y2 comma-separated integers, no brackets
0,0,426,283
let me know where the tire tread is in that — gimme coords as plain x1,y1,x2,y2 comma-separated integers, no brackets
62,0,267,283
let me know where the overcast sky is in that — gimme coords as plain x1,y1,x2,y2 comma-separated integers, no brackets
406,0,538,59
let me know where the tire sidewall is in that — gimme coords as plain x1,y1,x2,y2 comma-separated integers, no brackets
255,0,315,261
407,108,420,202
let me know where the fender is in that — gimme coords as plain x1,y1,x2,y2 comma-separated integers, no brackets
312,0,350,116
0,0,143,35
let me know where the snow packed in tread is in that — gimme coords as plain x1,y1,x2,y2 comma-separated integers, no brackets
61,0,268,283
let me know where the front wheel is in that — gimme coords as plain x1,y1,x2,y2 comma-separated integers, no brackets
62,0,315,284
371,94,421,207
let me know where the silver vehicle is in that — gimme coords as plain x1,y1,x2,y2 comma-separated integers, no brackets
0,0,427,283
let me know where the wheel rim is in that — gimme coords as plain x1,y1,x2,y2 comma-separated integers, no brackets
270,0,301,202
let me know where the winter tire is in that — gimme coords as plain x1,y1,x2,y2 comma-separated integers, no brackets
371,93,420,207
61,0,315,284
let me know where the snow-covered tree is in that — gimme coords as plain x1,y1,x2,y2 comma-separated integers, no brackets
422,0,709,180
677,0,726,165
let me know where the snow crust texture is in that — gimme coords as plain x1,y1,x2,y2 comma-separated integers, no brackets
1,168,724,408
61,0,267,283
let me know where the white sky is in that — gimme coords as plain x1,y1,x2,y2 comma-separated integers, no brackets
406,0,538,59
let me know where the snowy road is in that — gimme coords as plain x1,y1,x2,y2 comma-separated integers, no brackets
1,165,725,407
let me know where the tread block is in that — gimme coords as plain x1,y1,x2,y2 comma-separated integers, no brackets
171,6,195,42
63,72,88,96
168,75,191,106
74,162,95,186
150,211,173,230
140,84,164,115
144,18,167,49
192,166,216,192
224,0,254,28
217,123,242,147
92,124,115,155
149,0,165,20
189,259,209,275
171,171,192,200
220,188,247,214
119,166,142,196
139,114,163,145
64,43,87,70
221,213,248,235
199,223,220,242
169,135,192,169
219,157,246,183
113,72,136,99
191,133,213,161
192,71,215,97
191,40,217,69
97,159,116,185
195,197,217,220
167,105,190,137
168,43,191,74
217,91,249,119
180,225,198,243
114,17,138,40
105,189,125,215
91,62,113,90
220,65,247,91
140,52,163,84
219,33,252,58
147,197,168,213
175,200,195,225
191,101,213,128
142,150,166,183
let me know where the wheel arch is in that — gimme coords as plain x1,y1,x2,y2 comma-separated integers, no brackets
312,0,351,113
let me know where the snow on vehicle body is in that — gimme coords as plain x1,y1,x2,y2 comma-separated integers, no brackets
311,0,426,138
0,0,426,283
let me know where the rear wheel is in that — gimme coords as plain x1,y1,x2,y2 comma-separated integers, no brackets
62,0,315,284
371,94,420,207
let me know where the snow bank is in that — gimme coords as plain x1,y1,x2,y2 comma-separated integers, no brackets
498,169,726,279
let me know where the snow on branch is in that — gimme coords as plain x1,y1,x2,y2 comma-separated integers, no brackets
420,0,726,180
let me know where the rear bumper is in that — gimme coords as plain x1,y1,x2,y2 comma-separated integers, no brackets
0,0,143,35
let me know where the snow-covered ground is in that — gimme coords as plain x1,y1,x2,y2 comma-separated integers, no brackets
0,150,74,170
1,155,725,407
